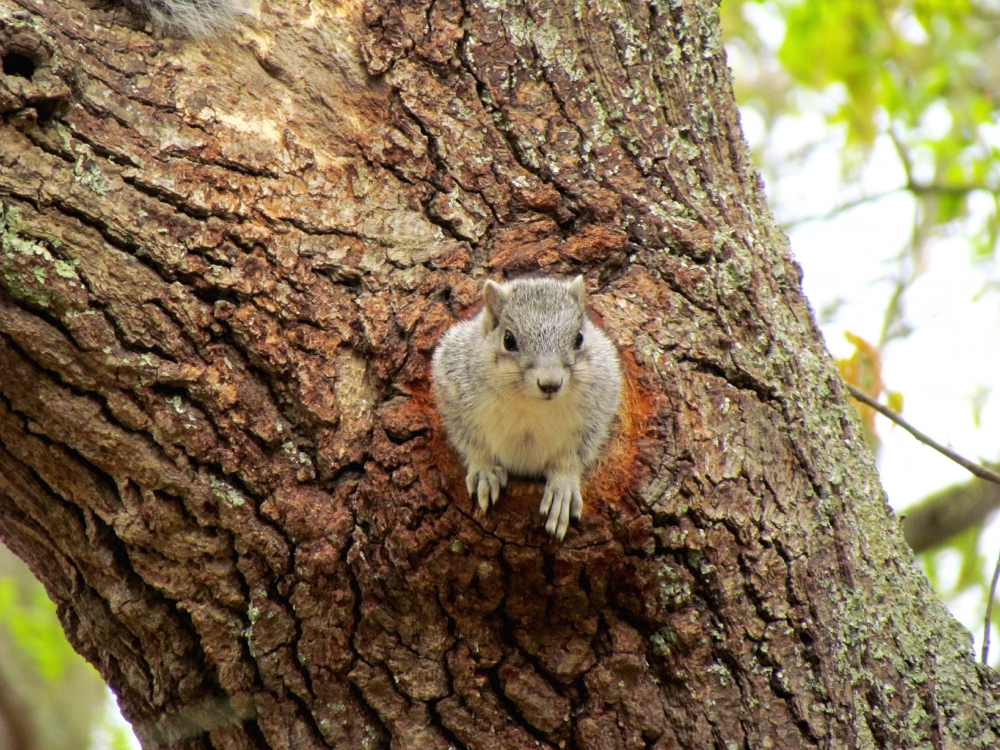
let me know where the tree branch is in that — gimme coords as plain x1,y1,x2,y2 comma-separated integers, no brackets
0,668,36,750
984,550,1000,664
781,190,903,230
902,478,1000,552
845,384,1000,487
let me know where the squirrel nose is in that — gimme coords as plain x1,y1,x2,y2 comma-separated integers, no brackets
538,378,563,395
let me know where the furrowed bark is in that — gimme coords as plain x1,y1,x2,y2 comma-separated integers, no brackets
1,0,998,748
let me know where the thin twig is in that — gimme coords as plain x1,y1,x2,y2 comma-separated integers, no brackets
781,190,902,230
984,550,1000,665
845,384,1000,487
888,125,914,183
877,248,917,348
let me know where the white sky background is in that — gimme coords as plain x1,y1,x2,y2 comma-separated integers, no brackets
729,7,1000,668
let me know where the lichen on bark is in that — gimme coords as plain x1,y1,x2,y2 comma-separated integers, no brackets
1,0,998,748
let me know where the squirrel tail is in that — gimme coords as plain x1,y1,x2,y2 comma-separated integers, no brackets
127,0,251,36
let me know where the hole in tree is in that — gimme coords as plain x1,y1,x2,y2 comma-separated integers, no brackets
2,53,35,80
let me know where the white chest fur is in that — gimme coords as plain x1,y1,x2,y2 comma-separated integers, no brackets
471,388,585,475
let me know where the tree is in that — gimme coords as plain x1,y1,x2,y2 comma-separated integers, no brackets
1,0,998,747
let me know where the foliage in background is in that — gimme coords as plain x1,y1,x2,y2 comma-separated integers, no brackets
0,577,78,682
721,0,1000,657
0,547,134,750
920,524,1000,653
724,0,1000,272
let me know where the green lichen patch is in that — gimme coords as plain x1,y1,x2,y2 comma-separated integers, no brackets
0,203,88,315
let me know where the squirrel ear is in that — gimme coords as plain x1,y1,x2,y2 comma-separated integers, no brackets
568,275,586,307
482,280,507,332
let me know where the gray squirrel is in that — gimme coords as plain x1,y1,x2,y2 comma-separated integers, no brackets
432,276,622,540
122,0,248,36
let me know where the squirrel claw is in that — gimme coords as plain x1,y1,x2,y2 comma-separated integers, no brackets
541,476,582,540
466,464,507,513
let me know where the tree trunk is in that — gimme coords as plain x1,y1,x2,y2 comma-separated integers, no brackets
1,0,998,748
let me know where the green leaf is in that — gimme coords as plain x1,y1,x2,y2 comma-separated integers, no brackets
0,576,79,682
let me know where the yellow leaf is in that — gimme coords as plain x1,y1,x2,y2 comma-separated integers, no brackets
837,331,901,450
886,390,904,414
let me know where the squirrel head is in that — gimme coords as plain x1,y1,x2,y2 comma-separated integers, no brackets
481,276,591,401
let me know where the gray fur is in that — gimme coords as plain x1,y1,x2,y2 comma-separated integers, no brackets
432,275,622,540
126,0,249,36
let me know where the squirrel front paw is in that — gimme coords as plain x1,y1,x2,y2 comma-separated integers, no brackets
466,463,508,513
539,474,583,540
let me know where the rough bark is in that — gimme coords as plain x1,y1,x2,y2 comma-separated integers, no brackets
1,0,998,749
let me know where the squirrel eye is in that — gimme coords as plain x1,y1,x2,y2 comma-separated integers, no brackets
503,330,518,351
574,330,584,350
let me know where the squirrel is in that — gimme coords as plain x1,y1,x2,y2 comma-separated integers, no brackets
119,0,249,36
432,276,622,540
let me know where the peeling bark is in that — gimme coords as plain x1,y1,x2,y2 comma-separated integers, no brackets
1,0,998,748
